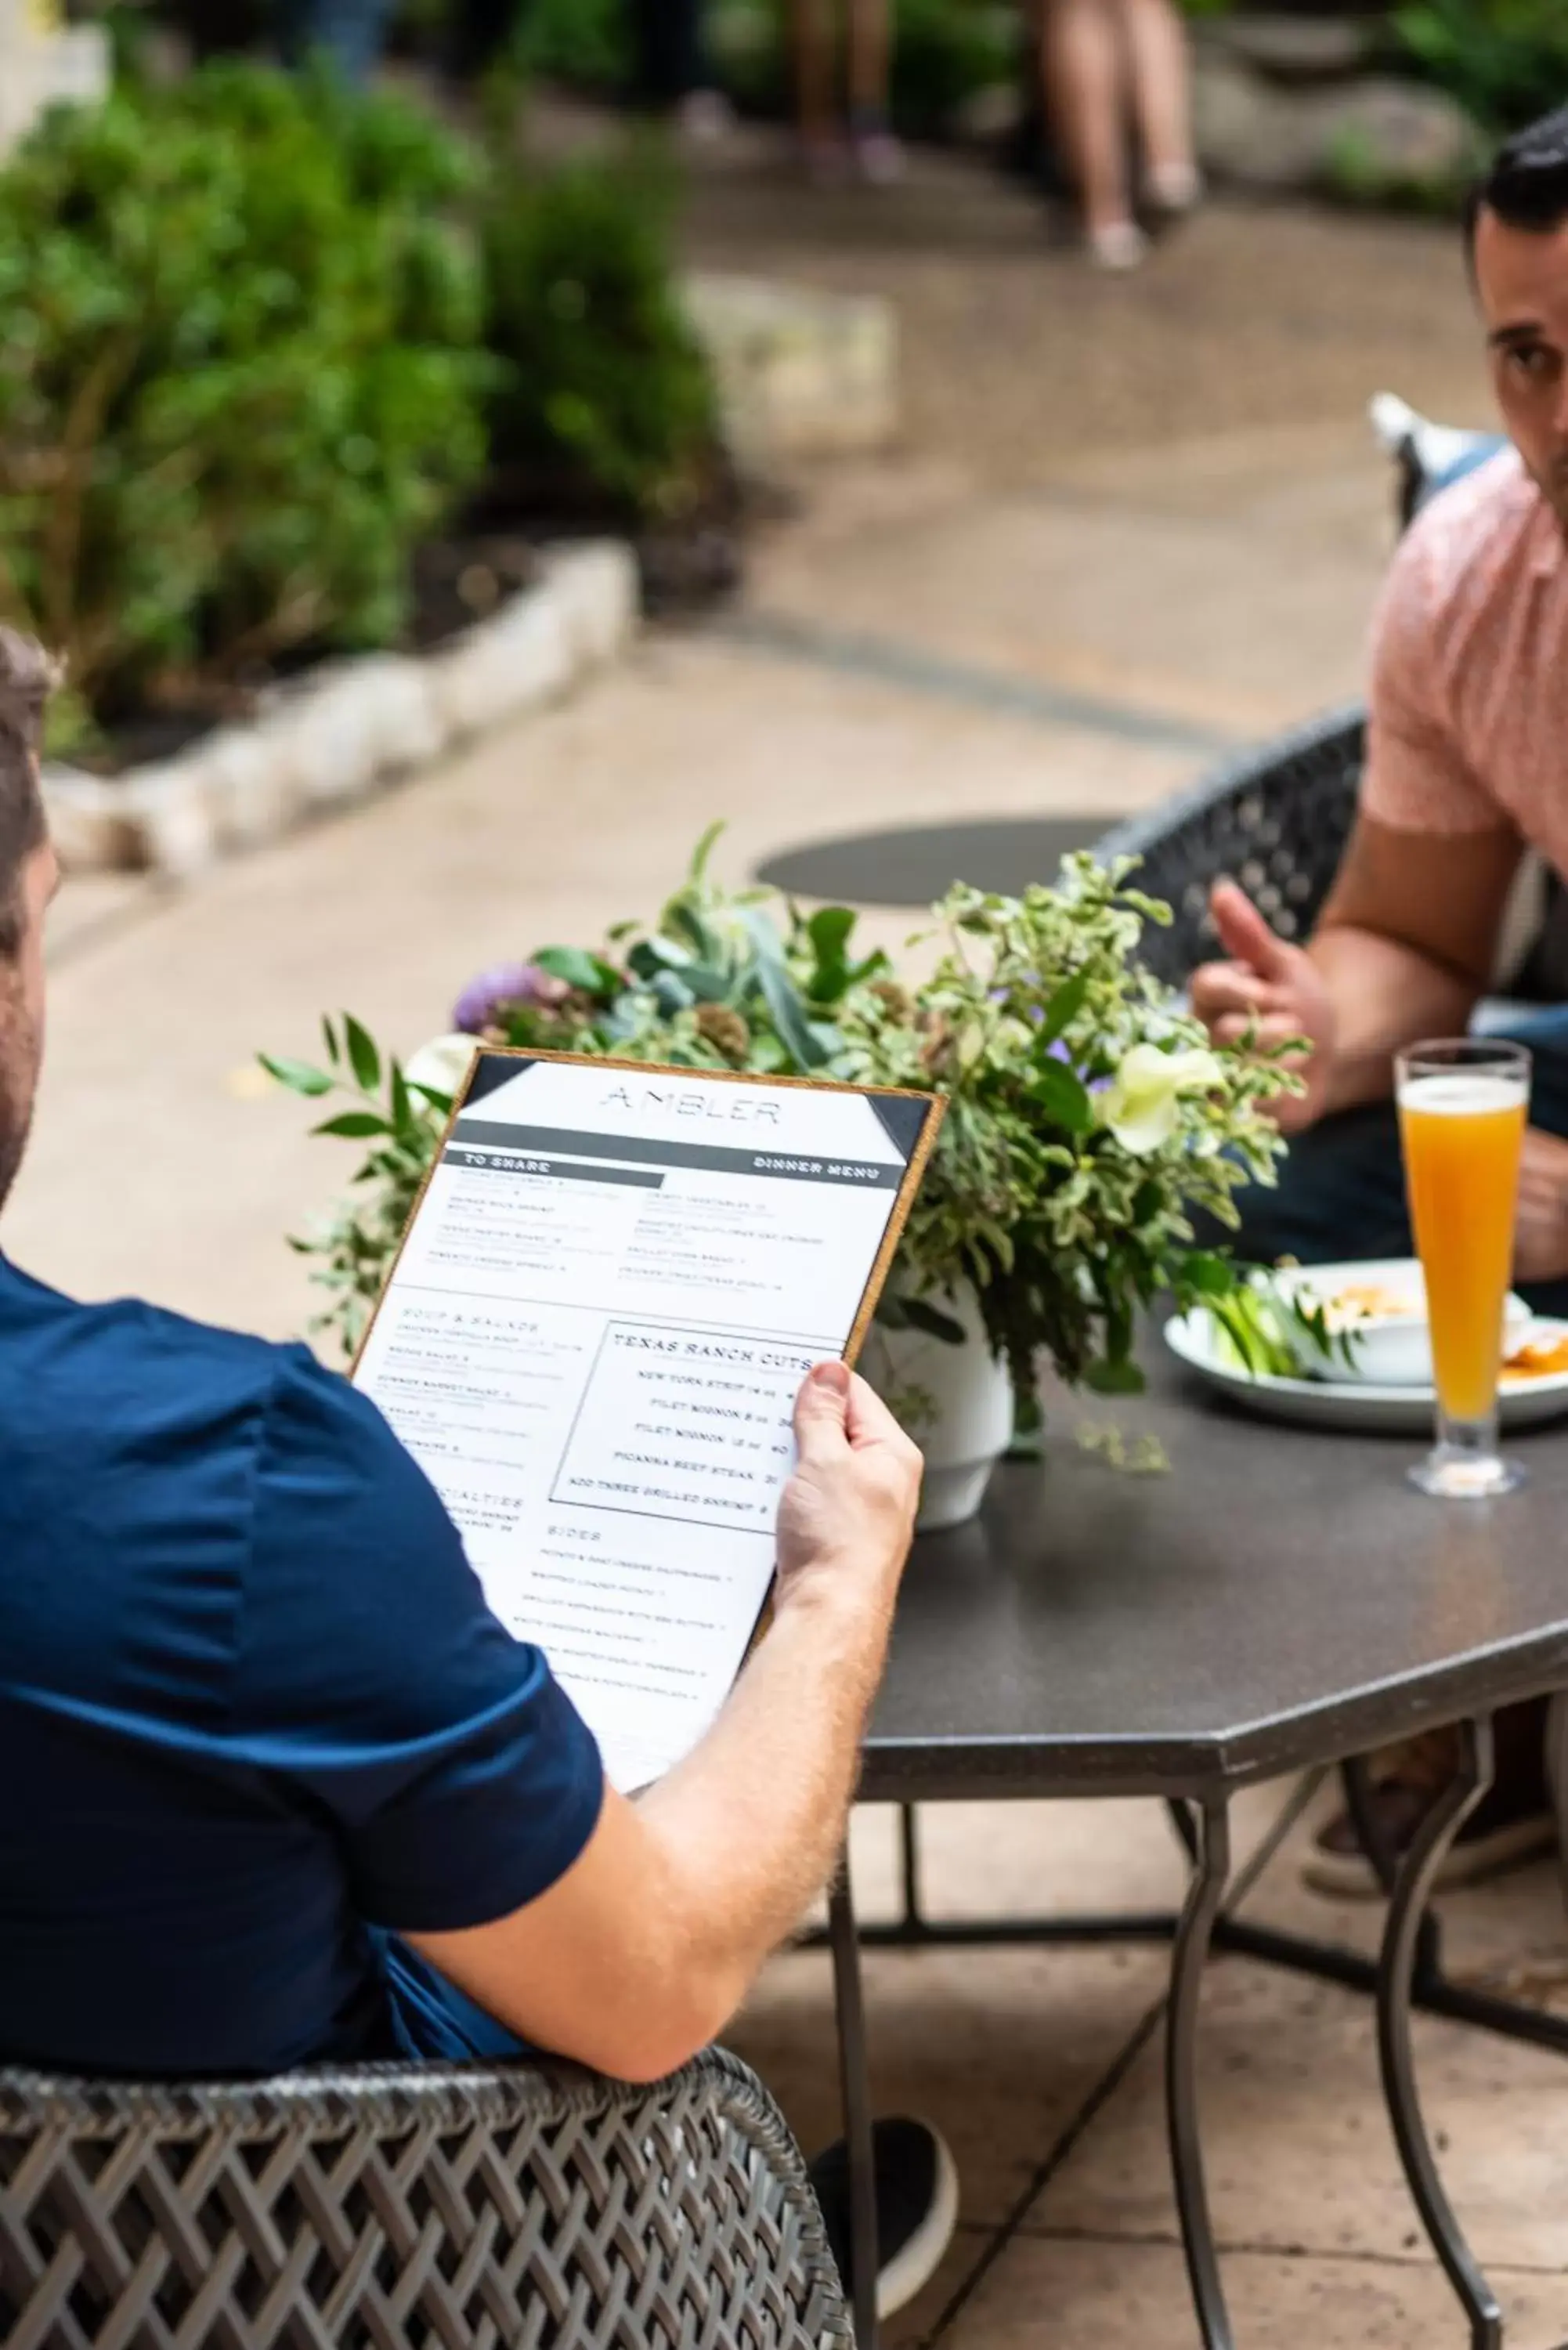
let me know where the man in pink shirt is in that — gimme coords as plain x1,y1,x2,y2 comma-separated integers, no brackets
1194,105,1568,1896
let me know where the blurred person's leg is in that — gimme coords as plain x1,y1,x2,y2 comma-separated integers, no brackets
1004,0,1073,198
1038,0,1143,266
446,0,524,78
276,0,394,79
789,0,841,172
630,0,704,102
847,0,901,181
630,0,732,139
1118,0,1201,215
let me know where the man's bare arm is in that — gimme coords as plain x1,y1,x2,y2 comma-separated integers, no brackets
1310,815,1523,1108
403,1365,920,2082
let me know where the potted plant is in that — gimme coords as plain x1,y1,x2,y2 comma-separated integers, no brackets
264,832,1294,1525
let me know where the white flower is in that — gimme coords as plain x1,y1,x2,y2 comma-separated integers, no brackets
1100,1043,1222,1155
404,1032,477,1103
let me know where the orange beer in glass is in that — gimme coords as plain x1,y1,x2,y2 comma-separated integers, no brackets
1396,1039,1530,1498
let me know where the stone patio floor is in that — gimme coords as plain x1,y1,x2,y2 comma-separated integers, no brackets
10,125,1566,2348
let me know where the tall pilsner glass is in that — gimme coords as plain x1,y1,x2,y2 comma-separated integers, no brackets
1396,1039,1531,1499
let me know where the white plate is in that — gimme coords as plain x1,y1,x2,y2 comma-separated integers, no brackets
1165,1306,1568,1436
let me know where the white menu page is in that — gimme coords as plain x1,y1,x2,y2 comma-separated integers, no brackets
355,1053,937,1792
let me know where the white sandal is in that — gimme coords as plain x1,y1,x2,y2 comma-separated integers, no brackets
1087,219,1148,272
1143,162,1205,219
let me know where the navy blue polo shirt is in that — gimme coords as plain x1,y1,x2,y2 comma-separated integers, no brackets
0,1254,604,2077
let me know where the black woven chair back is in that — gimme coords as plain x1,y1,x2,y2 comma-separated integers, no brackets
1093,708,1366,992
0,2048,850,2350
1096,704,1568,1004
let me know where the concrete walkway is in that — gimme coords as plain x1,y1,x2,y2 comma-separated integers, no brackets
9,140,1566,2349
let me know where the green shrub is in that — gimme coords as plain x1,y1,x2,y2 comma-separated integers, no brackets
0,64,488,724
0,60,721,733
481,151,717,515
1391,0,1568,137
512,0,631,88
888,0,1014,136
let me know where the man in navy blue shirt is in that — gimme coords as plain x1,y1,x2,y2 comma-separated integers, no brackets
0,626,925,2108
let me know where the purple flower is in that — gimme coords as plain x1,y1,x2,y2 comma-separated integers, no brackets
1046,1035,1112,1095
453,960,571,1036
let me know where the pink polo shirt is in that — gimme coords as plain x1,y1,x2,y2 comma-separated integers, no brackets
1366,450,1568,867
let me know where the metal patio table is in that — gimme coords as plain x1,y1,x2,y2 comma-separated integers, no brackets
825,1343,1568,2350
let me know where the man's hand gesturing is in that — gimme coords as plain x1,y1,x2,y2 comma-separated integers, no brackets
1190,880,1336,1133
775,1362,922,1623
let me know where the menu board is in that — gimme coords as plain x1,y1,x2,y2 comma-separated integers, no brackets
354,1050,942,1791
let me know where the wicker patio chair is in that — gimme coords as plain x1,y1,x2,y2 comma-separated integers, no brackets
0,2045,851,2350
1092,704,1367,992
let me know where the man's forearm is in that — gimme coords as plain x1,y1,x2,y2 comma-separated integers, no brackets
403,1375,921,2084
637,1580,891,2014
401,1584,897,2082
1310,924,1480,1117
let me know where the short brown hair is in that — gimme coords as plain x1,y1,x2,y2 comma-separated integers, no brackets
0,627,56,955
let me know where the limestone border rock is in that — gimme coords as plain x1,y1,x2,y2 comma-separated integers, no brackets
0,0,108,156
1190,40,1483,204
43,542,640,878
683,273,900,476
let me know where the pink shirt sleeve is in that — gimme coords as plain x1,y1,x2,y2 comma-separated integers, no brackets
1362,522,1510,837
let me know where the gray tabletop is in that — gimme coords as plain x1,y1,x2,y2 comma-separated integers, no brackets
862,1336,1568,1804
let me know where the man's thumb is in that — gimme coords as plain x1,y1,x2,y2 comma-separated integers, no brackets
1210,879,1290,976
794,1359,851,1457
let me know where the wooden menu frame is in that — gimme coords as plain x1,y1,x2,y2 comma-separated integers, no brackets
350,1048,947,1732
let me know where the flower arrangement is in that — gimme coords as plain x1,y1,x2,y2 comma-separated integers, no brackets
262,830,1297,1403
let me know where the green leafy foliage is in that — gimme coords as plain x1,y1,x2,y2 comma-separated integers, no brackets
1390,0,1568,136
480,148,717,516
0,63,489,720
883,0,1016,137
1205,1274,1364,1379
266,1032,454,1355
266,837,1300,1390
511,0,633,87
0,60,721,729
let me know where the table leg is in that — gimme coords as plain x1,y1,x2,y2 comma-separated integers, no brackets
1545,1694,1568,1919
898,1802,924,1932
1166,1795,1234,2350
1375,1716,1503,2350
1165,1796,1198,1864
829,1853,880,2349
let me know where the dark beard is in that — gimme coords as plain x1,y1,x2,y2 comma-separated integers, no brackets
0,1001,38,1216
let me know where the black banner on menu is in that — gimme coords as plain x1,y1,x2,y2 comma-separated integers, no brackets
450,1118,905,1189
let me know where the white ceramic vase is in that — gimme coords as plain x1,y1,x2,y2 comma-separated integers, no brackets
862,1283,1016,1531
